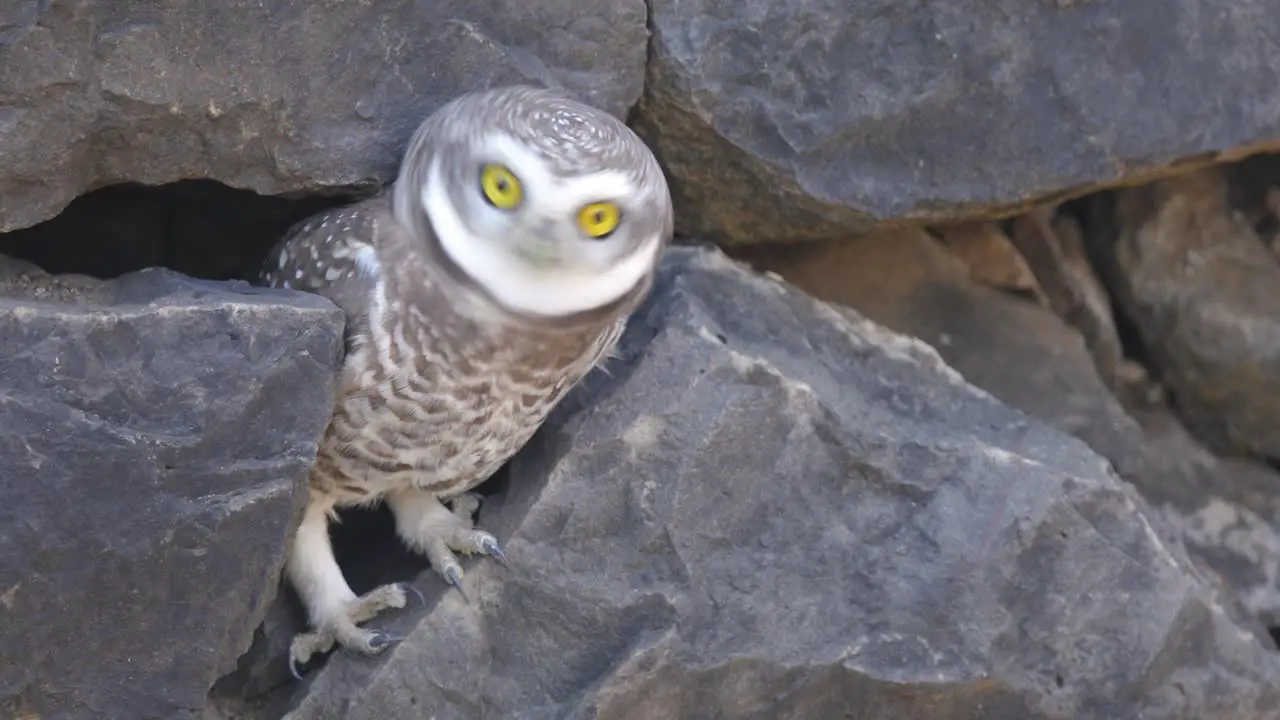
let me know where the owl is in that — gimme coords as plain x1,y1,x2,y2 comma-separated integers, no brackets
256,85,673,676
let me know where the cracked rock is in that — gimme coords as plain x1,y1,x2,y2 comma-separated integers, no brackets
634,0,1280,244
0,255,344,719
0,0,648,232
236,246,1280,719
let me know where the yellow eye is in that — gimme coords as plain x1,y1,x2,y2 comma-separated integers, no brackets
480,164,523,209
577,202,621,239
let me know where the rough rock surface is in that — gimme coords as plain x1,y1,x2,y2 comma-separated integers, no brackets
634,1,1280,244
0,255,344,719
1109,166,1280,460
740,229,1280,640
0,0,649,232
1008,209,1128,394
735,229,1145,476
232,246,1280,719
1132,409,1280,630
933,221,1042,300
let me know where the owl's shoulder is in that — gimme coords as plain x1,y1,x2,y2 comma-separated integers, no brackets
256,194,399,327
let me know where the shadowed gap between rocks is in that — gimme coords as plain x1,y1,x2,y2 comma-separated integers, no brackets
0,179,356,282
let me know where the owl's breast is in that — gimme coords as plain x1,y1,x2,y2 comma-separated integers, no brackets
316,318,602,501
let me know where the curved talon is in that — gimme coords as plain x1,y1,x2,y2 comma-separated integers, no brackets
289,657,305,682
443,565,471,604
368,630,400,651
443,564,463,589
398,581,427,608
479,534,509,566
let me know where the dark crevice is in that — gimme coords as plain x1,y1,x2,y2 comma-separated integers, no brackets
623,0,659,130
1060,190,1159,376
0,179,364,282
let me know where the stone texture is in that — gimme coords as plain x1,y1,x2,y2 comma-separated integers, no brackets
633,0,1280,245
1110,165,1280,460
232,246,1280,719
1007,208,1128,394
735,228,1145,476
1132,408,1280,630
740,228,1280,642
933,221,1043,300
0,0,649,232
0,254,344,719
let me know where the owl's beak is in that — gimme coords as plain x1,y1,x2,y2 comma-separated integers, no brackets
519,245,560,267
515,221,563,267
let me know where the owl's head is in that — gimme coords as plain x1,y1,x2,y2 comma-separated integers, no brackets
393,85,673,320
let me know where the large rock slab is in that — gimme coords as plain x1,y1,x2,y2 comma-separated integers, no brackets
260,246,1280,719
0,0,648,232
0,256,344,719
740,227,1280,635
633,1,1280,245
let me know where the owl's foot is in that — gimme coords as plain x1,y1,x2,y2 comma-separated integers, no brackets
388,490,508,602
285,498,427,679
288,582,416,679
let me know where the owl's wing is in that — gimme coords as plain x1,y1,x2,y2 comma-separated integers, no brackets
256,196,389,340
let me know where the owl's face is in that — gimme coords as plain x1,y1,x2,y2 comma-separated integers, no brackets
395,86,673,319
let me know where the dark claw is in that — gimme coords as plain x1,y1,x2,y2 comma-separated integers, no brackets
368,630,400,650
443,565,470,604
398,581,426,607
479,535,509,566
289,657,305,682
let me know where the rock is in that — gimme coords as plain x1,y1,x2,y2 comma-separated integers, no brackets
1132,408,1280,629
253,246,1279,719
933,220,1043,300
0,1,649,232
741,229,1280,639
0,255,344,719
1110,165,1280,460
633,1,1280,245
1007,208,1127,394
734,229,1145,476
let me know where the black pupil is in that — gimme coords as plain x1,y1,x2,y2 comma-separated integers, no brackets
593,210,604,223
496,178,508,191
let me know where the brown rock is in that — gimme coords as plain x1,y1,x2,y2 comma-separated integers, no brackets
933,221,1043,299
1111,165,1280,459
1007,207,1126,393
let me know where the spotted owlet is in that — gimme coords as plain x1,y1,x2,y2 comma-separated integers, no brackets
255,85,673,675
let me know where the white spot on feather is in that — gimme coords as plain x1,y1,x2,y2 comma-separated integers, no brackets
356,245,381,278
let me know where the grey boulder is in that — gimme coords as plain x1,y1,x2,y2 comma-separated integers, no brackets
742,226,1280,647
263,246,1280,719
634,0,1280,244
0,0,649,232
0,256,344,719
